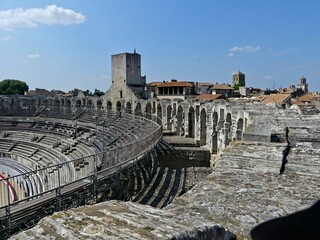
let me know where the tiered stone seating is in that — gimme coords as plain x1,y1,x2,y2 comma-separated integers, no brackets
0,108,161,210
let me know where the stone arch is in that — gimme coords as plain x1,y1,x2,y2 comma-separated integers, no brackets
86,99,93,108
236,118,244,140
43,99,50,107
54,99,60,107
65,99,71,108
225,112,232,146
64,99,72,115
54,99,61,116
218,108,225,129
75,99,81,108
200,108,207,146
145,102,152,119
212,111,219,153
126,102,132,113
226,113,232,126
157,103,162,119
116,101,121,112
30,98,38,114
167,105,172,130
107,101,112,111
177,105,184,136
97,100,103,110
188,107,195,138
135,102,142,116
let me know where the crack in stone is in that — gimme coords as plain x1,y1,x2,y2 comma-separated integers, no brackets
280,127,290,175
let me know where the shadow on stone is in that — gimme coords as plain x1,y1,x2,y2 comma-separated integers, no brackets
171,225,236,240
251,199,320,240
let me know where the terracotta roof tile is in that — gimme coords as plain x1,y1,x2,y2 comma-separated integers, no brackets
157,81,193,87
198,82,214,86
209,84,234,90
297,93,315,102
195,94,223,100
261,94,291,104
147,82,164,87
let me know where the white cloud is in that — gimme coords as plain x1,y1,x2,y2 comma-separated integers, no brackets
264,75,274,80
1,35,14,41
0,5,85,31
98,75,107,79
27,54,40,59
228,45,261,56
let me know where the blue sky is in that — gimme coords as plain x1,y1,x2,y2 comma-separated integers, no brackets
0,1,320,92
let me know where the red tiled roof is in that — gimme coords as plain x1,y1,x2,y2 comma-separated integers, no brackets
157,81,193,87
195,94,223,100
210,84,234,90
198,82,214,86
297,93,315,102
147,82,164,87
261,94,291,104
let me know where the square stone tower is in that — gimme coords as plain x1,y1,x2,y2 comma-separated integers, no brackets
112,50,146,96
232,71,246,87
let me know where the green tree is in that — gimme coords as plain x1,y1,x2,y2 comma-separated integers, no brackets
93,89,104,97
233,84,240,90
68,88,81,96
84,89,93,96
0,79,29,95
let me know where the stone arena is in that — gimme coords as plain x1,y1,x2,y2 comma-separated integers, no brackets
0,51,319,239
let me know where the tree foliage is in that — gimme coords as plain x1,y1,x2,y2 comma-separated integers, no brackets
68,88,104,97
0,79,29,95
233,84,240,90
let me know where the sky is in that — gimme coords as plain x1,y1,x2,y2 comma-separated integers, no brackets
0,1,320,92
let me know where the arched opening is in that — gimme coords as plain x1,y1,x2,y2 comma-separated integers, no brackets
236,118,244,140
188,107,195,138
86,99,93,108
64,99,71,115
135,102,142,116
43,99,49,108
145,102,152,119
157,103,162,119
226,113,232,126
116,101,121,112
126,102,132,113
65,99,71,108
167,105,172,130
212,111,218,153
97,100,103,110
219,109,225,128
225,112,232,146
75,100,81,108
177,105,184,136
54,99,61,116
200,108,207,146
28,99,37,115
54,99,60,107
107,101,112,112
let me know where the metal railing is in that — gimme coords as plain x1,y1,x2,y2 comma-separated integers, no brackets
0,107,163,238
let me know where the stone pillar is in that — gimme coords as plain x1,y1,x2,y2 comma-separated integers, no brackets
236,129,243,140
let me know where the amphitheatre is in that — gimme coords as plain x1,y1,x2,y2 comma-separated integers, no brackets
1,51,320,239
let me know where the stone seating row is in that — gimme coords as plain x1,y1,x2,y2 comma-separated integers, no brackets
132,150,186,209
